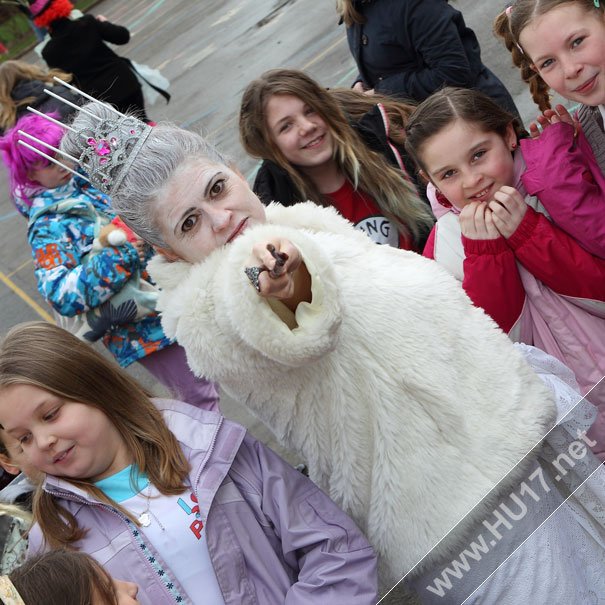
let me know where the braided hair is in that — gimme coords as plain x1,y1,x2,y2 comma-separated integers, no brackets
493,0,604,111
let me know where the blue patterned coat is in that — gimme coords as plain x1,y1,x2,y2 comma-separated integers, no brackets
23,176,172,366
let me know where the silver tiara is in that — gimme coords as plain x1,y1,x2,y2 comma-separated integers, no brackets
17,77,152,196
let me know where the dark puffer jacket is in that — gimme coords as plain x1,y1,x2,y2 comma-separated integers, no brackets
344,0,519,115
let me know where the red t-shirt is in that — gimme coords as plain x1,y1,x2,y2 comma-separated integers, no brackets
326,180,409,249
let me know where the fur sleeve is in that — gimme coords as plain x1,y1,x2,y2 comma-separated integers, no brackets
266,201,372,245
221,221,344,366
148,211,361,381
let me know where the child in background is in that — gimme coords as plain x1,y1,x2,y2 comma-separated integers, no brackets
240,69,434,251
0,60,77,136
0,433,37,512
494,0,605,256
0,435,34,578
4,549,139,604
31,0,149,121
0,322,378,605
404,87,605,457
0,114,219,411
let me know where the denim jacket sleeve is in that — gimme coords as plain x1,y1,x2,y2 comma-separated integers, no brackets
28,210,141,316
231,434,378,604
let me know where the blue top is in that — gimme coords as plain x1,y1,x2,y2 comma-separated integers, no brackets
95,464,148,503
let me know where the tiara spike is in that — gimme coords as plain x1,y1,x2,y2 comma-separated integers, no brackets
18,130,81,164
17,140,92,184
52,76,124,116
25,106,77,132
28,78,153,195
43,89,107,123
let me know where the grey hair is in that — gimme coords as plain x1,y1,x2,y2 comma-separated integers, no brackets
60,101,229,247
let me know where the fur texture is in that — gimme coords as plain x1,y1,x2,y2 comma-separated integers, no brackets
149,202,556,582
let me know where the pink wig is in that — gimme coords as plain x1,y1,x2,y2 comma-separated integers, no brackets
0,113,65,204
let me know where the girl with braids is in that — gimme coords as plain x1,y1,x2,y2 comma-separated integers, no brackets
404,87,605,458
494,0,605,257
239,69,434,251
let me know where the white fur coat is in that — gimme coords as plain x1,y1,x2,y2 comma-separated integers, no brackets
149,202,556,583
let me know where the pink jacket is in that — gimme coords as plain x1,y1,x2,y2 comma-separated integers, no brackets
425,150,605,459
521,121,605,258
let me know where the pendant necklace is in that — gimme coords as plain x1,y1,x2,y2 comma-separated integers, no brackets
138,483,152,527
137,483,164,530
138,511,151,527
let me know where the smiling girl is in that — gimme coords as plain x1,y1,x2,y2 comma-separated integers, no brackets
493,0,605,257
495,0,605,108
240,69,434,251
0,322,378,605
405,86,605,457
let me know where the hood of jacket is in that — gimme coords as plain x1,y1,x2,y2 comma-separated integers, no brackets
11,79,47,103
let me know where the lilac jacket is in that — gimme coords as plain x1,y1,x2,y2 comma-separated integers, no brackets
28,400,378,604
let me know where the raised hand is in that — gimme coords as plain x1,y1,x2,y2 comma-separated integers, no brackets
459,202,500,240
529,104,578,139
245,239,308,309
488,186,527,239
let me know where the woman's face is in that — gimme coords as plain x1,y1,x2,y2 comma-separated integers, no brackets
265,94,335,170
154,159,266,263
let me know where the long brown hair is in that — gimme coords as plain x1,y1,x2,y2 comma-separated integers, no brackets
0,61,72,132
327,87,414,148
493,0,604,111
10,549,118,605
404,87,526,174
239,68,433,243
0,322,190,549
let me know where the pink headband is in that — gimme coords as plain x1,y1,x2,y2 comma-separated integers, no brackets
504,5,524,54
